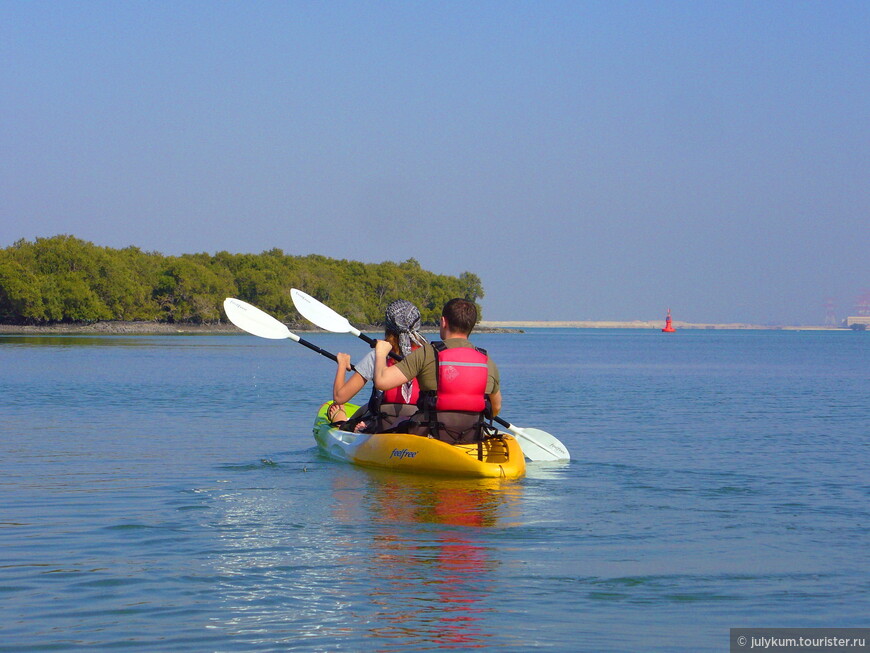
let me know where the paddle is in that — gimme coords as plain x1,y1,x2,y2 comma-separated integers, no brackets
289,288,571,461
223,298,356,371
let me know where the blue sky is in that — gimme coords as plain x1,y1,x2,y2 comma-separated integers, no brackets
2,1,867,324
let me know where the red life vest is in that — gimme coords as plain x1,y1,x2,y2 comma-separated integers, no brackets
433,342,489,412
382,347,420,404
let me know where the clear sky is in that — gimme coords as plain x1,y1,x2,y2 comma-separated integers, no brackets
2,1,867,324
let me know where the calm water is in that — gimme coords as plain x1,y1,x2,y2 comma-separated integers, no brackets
1,329,867,651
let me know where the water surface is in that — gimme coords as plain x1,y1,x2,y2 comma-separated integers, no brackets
1,330,867,651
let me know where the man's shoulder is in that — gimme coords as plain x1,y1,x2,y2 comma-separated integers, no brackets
397,343,432,368
440,338,474,349
408,343,433,358
441,338,492,358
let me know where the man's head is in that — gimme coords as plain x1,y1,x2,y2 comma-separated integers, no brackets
441,298,478,337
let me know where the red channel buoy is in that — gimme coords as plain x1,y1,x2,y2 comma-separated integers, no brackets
662,308,676,332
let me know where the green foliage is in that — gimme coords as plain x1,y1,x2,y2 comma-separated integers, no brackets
0,256,46,322
0,235,485,325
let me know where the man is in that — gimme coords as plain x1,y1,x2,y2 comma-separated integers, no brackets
373,298,501,443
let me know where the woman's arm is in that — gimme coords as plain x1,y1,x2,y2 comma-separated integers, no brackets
333,352,368,403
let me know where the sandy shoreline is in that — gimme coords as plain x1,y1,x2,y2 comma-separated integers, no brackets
0,320,843,335
479,320,842,331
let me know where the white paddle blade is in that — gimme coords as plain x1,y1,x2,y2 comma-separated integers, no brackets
223,298,298,341
290,288,357,334
508,426,571,461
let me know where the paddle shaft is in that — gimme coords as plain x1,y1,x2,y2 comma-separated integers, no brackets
357,331,402,362
297,337,357,372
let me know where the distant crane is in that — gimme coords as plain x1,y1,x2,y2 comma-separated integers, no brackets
824,298,838,327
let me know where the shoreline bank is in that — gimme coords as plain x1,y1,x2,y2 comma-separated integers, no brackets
0,320,846,335
0,321,522,335
0,322,244,335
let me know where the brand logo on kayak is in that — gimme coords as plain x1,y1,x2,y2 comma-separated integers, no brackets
390,448,418,460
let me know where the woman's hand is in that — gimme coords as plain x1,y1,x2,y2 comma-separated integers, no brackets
336,352,352,371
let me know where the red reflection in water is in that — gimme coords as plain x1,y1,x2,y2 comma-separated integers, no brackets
331,471,521,649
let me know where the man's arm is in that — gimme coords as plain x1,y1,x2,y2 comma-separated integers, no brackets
486,359,502,416
489,389,502,416
372,340,411,390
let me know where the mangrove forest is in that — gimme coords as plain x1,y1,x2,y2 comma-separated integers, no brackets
0,235,484,326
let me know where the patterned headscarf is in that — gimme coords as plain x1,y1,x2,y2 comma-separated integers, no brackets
384,299,426,358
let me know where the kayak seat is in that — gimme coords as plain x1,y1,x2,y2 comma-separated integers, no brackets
376,403,420,432
389,410,491,445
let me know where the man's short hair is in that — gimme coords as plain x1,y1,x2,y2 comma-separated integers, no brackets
442,298,478,334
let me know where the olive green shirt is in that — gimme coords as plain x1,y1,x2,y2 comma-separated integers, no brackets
395,338,500,395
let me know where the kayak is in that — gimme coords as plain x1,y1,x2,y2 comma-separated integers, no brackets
312,401,526,479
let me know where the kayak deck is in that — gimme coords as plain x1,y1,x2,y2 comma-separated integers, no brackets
312,402,526,479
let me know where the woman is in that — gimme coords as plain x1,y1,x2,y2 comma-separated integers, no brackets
328,299,427,432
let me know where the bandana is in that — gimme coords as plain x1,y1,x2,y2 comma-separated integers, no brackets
384,299,427,403
384,299,425,357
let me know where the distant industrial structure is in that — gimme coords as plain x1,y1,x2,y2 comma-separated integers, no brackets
824,298,838,327
842,290,870,330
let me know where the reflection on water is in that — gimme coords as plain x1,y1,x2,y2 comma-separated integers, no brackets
201,466,524,650
331,470,522,650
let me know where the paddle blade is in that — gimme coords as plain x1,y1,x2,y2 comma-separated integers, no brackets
223,298,298,341
291,288,358,335
508,426,571,461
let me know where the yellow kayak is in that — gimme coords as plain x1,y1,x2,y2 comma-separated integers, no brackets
312,402,526,479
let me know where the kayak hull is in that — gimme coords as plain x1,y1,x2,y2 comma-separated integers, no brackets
313,402,526,479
